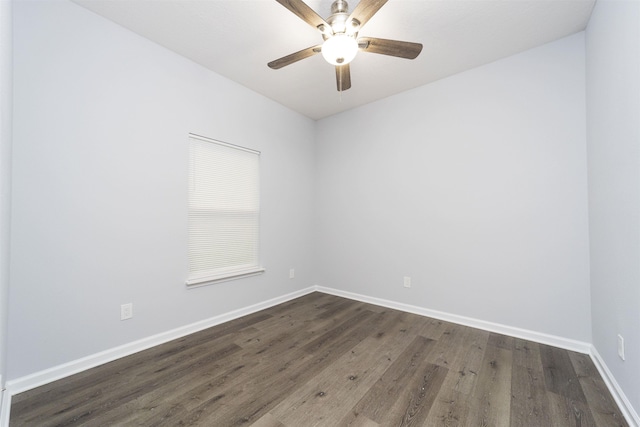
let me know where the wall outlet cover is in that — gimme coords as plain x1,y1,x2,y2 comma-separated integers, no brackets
617,334,625,360
403,277,411,288
121,303,133,321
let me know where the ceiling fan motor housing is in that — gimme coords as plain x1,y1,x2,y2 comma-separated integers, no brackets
321,0,360,39
331,0,349,14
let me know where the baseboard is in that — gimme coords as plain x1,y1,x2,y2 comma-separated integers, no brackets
315,286,592,354
315,286,640,426
0,387,9,427
4,285,637,427
5,286,316,398
590,346,640,427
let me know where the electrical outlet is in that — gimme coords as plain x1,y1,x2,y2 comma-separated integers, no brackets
121,303,133,320
618,334,625,360
289,268,295,279
403,276,411,288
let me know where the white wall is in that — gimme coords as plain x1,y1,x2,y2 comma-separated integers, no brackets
316,33,591,342
586,0,640,415
0,0,13,394
8,0,316,380
9,1,639,421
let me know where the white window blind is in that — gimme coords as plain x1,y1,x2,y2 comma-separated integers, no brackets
187,134,263,286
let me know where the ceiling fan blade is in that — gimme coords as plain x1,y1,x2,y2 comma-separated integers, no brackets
336,64,351,91
275,0,330,31
358,37,423,59
268,45,322,69
347,0,388,29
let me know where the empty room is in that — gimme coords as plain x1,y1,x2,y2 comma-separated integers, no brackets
0,0,638,425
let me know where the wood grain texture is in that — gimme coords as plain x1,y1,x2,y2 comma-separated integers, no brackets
568,352,628,427
10,293,628,427
275,0,328,29
336,64,351,91
268,45,321,70
467,344,513,427
540,343,588,403
348,0,389,28
358,37,423,59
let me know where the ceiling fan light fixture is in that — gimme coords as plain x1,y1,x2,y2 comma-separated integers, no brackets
270,0,423,92
321,34,358,65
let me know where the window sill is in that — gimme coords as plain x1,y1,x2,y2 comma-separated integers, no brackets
186,267,266,289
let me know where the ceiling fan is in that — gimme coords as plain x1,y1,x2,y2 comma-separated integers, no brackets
268,0,423,92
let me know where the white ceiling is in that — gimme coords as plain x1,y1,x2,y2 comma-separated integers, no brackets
72,0,595,120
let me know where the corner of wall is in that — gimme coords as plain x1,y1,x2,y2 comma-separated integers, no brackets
0,0,13,419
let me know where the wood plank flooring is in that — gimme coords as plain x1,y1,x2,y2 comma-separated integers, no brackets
10,292,628,426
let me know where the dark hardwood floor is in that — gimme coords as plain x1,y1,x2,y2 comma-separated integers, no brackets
10,292,628,426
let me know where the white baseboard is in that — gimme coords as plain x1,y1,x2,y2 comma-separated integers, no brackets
590,346,640,427
5,286,316,398
0,387,9,427
316,286,639,426
3,285,637,427
316,286,592,354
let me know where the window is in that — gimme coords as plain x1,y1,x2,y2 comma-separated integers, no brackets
186,133,263,286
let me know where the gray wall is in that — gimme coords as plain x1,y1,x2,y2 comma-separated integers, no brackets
7,0,640,420
586,0,640,412
0,0,12,392
315,33,591,342
8,0,316,379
